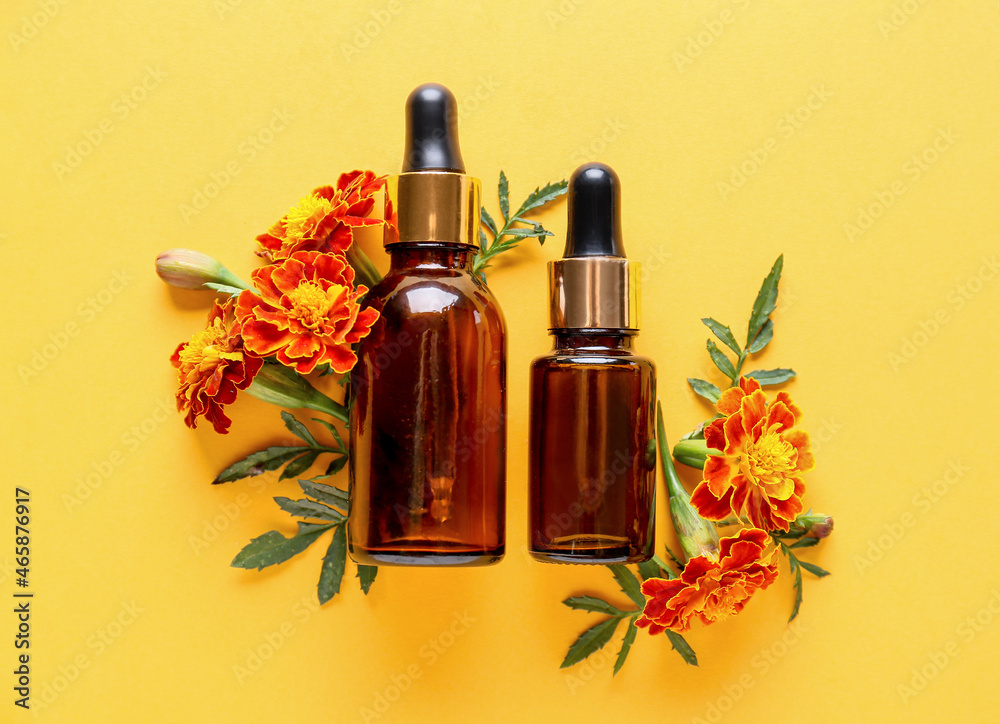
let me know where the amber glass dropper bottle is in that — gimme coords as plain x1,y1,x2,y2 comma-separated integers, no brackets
528,163,656,564
348,83,507,567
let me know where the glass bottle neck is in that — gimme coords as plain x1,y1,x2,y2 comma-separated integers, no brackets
551,330,636,353
387,243,475,273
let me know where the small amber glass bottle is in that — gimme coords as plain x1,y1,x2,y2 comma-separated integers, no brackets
529,163,656,564
348,84,506,567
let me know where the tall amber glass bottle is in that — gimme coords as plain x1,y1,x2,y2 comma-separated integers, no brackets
348,84,506,566
529,163,656,564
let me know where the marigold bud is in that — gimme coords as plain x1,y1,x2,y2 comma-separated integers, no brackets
155,249,248,291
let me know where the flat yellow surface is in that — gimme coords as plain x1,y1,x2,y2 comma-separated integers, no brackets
2,1,999,722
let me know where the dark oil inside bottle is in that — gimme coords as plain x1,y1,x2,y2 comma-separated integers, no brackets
349,244,507,566
529,331,655,564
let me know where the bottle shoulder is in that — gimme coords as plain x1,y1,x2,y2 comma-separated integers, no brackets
531,349,655,371
363,269,507,331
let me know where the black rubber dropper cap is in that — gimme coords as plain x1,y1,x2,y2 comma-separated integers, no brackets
401,83,465,173
564,163,625,258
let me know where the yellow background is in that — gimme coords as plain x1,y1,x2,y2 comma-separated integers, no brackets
2,1,998,722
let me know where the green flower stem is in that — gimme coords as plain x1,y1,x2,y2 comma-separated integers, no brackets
215,265,251,291
346,244,382,290
247,363,348,423
657,402,720,562
672,439,710,470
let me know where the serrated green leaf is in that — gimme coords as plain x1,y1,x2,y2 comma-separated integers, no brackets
560,617,621,668
609,565,645,608
480,206,498,237
702,318,741,356
652,554,677,579
789,536,820,549
501,227,554,239
498,170,510,220
786,552,803,621
213,446,311,484
279,450,320,481
563,596,626,616
274,497,345,523
706,339,737,380
281,410,318,447
687,378,721,403
231,524,334,570
317,524,347,604
311,417,345,451
298,479,349,510
613,617,639,676
514,179,568,217
203,282,244,296
357,565,377,594
665,630,699,666
636,559,661,581
744,368,796,386
797,559,831,578
746,254,784,347
747,318,773,354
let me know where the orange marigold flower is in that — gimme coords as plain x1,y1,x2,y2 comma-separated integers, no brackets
690,377,815,533
636,528,778,634
256,171,385,262
236,251,378,374
170,299,262,434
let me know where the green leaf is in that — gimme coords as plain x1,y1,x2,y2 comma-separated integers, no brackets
664,546,685,572
652,554,677,579
203,282,244,296
797,559,831,578
746,318,773,354
746,254,784,348
706,340,737,380
357,565,377,594
311,418,345,451
231,524,334,570
613,617,639,676
213,446,311,484
281,410,318,447
665,630,699,666
786,552,803,621
701,318,741,356
298,479,349,510
279,450,320,481
609,565,645,608
274,497,345,523
500,227,554,240
563,596,626,616
514,179,569,217
317,524,347,604
560,617,621,669
498,170,510,221
636,559,662,581
744,368,796,386
479,228,488,248
320,455,348,478
789,536,820,549
687,378,721,403
480,206,498,237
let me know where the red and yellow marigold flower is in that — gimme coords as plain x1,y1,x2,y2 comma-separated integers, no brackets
236,251,378,374
170,299,262,434
256,171,385,262
690,377,814,533
636,528,778,634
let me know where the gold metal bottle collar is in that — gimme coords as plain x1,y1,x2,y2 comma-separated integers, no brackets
385,172,481,247
549,257,640,331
